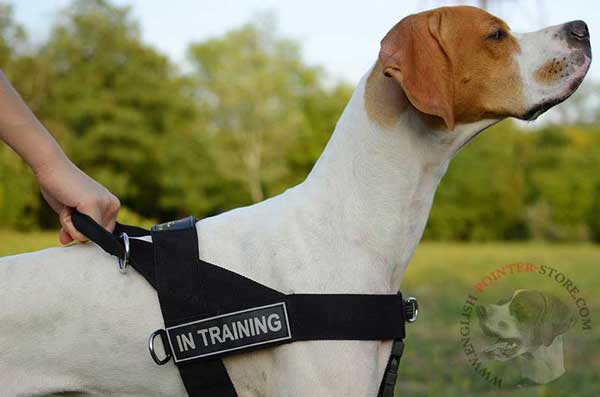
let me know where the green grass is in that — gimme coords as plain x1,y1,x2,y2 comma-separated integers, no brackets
2,233,599,396
0,229,60,256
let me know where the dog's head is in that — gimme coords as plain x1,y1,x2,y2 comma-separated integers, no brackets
378,6,591,130
476,289,576,362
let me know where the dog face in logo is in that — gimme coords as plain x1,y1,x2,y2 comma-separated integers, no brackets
476,289,576,360
475,289,576,384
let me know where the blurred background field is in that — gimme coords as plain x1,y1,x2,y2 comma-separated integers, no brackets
2,0,600,396
0,229,57,256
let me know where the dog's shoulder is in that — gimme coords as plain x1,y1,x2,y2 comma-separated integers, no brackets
194,184,330,292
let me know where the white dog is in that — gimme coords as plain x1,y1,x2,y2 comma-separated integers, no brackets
0,6,591,396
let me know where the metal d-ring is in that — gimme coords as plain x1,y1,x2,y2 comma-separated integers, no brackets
118,232,130,273
404,296,419,323
148,329,172,365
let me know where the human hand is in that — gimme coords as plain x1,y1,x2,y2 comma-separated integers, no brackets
34,158,120,244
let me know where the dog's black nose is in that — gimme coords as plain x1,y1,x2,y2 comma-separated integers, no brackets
565,20,590,41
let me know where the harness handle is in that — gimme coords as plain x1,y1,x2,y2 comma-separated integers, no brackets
71,210,126,259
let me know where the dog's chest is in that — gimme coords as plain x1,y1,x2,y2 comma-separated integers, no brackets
193,194,392,395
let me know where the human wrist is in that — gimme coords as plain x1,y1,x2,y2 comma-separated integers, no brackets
30,137,71,179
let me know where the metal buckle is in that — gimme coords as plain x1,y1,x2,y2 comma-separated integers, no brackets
148,329,172,365
118,232,130,273
404,296,418,323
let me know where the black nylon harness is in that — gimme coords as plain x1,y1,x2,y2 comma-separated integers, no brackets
72,211,417,397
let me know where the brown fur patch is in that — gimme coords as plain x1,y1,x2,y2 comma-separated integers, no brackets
364,61,409,128
535,58,567,85
438,7,525,124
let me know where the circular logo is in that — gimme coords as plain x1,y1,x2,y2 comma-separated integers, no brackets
458,263,592,388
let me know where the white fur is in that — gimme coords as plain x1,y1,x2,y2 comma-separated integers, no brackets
515,24,592,119
0,20,590,396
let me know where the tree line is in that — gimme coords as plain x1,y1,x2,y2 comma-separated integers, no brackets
1,0,599,242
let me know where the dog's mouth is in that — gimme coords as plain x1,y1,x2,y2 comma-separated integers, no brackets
478,321,522,360
522,94,571,121
523,51,591,121
522,80,582,121
481,337,522,360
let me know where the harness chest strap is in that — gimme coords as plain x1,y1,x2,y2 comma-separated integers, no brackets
72,211,418,397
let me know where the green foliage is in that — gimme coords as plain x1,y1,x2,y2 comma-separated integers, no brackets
524,125,600,240
1,0,600,243
116,206,156,229
425,121,600,242
0,3,38,229
19,0,195,223
187,20,347,202
425,121,529,241
0,145,38,229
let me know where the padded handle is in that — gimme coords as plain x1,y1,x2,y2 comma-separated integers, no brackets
71,210,125,259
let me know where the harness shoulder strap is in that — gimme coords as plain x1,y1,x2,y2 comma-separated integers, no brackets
152,222,237,397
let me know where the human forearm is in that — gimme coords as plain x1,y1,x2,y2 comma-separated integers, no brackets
0,69,119,242
0,69,67,173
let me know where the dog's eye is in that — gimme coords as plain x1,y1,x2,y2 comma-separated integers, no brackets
488,29,507,41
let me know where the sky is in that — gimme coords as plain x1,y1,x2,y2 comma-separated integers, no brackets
11,0,600,85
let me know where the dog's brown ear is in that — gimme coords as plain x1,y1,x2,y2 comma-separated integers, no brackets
539,295,576,346
535,294,576,347
379,11,455,130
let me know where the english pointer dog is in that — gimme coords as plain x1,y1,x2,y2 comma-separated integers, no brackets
0,6,592,396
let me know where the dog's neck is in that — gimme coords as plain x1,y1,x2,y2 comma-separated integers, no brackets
518,336,566,384
300,63,495,291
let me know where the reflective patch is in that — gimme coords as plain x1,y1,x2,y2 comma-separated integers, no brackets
166,302,292,362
